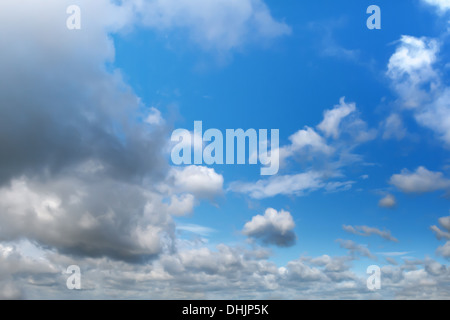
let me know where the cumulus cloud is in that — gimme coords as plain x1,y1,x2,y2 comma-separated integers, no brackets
387,35,439,109
281,127,334,160
343,225,398,242
231,97,375,199
243,208,296,247
378,194,397,208
387,35,450,146
317,97,356,139
0,176,178,262
0,232,448,299
389,166,450,194
170,165,224,198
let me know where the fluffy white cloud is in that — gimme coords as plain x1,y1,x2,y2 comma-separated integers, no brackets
243,208,296,247
387,35,450,146
317,97,356,139
170,165,224,198
343,225,398,242
285,127,334,155
389,166,450,194
378,194,397,208
387,36,439,109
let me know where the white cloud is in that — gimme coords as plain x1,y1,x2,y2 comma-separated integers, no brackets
317,97,356,139
422,0,450,12
387,36,439,109
389,166,450,194
167,194,195,216
137,0,291,51
230,97,375,199
283,127,334,157
378,194,397,208
171,165,224,198
229,171,324,199
387,35,450,146
243,208,296,247
145,107,164,126
416,88,450,145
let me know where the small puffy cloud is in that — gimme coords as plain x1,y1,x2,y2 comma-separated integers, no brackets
145,107,164,126
282,127,334,159
343,225,398,242
378,194,397,208
243,208,296,247
389,166,450,194
171,165,224,198
317,97,355,139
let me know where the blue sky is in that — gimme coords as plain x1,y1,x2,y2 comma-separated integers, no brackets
0,0,450,299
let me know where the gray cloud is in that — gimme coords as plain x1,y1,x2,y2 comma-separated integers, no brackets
378,194,397,209
336,239,376,260
343,225,398,242
243,208,296,247
389,167,450,194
